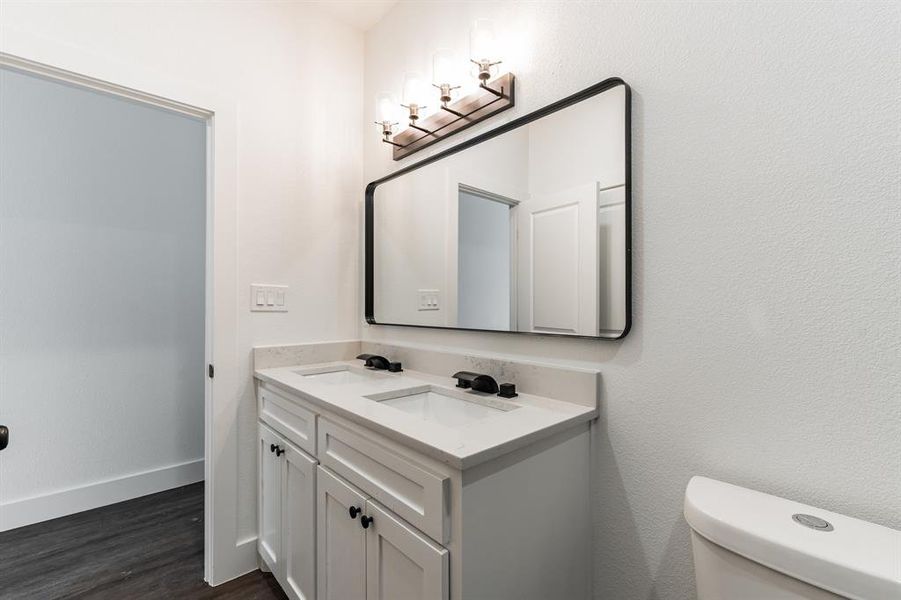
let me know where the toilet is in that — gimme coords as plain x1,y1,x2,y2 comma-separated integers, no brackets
684,476,901,599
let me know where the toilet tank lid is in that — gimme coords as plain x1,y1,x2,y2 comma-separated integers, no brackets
684,476,901,600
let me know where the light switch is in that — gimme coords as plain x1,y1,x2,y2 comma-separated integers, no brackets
251,284,288,312
417,289,440,311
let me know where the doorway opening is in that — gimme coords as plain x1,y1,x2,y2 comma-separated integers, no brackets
0,57,213,579
456,184,518,331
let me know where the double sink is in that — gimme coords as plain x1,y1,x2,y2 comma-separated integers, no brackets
293,364,519,428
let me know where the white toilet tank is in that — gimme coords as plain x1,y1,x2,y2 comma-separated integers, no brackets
684,477,901,600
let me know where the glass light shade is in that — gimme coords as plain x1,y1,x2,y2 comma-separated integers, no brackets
375,92,399,124
432,48,459,86
402,72,428,107
470,19,498,62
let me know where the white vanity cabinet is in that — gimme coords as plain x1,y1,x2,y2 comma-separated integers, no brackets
317,466,449,600
316,465,367,600
283,443,318,600
258,422,317,600
257,380,592,600
364,497,449,600
258,424,283,572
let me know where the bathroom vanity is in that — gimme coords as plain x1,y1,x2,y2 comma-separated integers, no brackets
254,75,625,599
254,343,598,600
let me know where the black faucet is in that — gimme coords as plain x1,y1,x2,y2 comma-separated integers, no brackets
452,371,499,394
357,353,402,372
453,371,518,397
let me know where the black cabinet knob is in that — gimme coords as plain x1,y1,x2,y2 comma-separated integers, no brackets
360,515,374,529
270,443,277,453
349,506,361,519
275,446,285,457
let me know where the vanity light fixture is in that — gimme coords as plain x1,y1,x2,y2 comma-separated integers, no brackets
375,18,514,160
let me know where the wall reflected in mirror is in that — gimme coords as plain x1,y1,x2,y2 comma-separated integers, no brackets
368,80,630,339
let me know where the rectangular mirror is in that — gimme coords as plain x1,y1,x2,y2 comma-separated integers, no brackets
365,78,631,339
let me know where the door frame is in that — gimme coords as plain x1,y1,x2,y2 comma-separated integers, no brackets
0,41,240,584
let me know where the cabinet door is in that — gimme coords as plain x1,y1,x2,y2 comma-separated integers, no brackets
317,466,367,600
365,500,449,600
282,443,317,600
259,424,283,572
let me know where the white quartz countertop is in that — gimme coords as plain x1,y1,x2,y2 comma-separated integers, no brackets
254,361,597,470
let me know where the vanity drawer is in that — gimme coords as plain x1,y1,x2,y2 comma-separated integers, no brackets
259,385,317,456
318,418,450,544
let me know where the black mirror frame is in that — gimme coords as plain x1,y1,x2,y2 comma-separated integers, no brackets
364,77,632,340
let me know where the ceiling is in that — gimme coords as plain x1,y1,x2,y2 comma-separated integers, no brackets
311,0,399,31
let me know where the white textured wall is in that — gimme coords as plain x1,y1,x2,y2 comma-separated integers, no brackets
2,0,363,582
363,2,901,598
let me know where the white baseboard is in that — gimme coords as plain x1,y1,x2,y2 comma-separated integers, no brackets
0,458,204,532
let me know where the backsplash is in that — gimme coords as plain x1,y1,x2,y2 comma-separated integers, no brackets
252,340,361,370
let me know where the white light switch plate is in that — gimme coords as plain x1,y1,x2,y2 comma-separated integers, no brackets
417,289,440,311
251,284,288,312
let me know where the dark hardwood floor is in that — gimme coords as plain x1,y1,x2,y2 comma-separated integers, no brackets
0,483,287,600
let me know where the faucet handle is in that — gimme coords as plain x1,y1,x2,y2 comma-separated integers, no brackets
498,383,518,398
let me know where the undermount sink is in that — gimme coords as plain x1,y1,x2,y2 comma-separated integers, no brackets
294,365,387,385
365,385,519,427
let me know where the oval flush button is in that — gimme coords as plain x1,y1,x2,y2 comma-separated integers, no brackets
792,513,834,531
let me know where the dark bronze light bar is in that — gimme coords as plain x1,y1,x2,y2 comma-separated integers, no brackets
389,73,515,161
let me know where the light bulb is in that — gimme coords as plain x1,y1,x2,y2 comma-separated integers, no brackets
470,19,498,63
402,72,429,122
375,91,399,124
470,19,501,83
432,48,458,86
402,72,428,108
374,92,400,144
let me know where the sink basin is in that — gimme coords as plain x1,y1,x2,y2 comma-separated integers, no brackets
294,365,387,385
365,385,518,427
